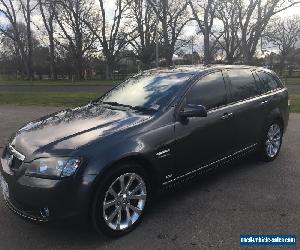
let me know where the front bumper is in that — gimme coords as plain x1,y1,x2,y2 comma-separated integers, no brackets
0,154,96,223
3,194,49,222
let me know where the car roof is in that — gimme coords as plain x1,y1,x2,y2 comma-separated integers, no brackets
142,64,266,75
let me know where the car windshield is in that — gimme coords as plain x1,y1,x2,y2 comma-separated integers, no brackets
99,72,194,111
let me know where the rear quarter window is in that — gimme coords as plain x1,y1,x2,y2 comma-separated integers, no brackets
227,69,260,102
256,71,283,93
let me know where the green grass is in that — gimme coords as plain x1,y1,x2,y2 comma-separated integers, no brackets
0,92,101,107
0,77,299,86
0,92,299,112
283,78,300,85
290,95,300,113
0,79,118,86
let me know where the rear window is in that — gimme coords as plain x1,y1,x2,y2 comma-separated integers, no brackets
256,72,282,93
227,69,260,102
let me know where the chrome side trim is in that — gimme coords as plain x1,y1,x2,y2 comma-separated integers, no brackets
162,143,258,186
207,88,286,114
8,145,25,161
156,149,171,156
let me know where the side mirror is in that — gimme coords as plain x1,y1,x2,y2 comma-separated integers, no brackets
179,104,208,118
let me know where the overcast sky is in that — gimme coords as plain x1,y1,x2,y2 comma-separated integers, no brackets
181,4,300,56
185,4,300,35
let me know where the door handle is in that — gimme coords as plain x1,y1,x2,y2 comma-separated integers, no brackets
221,112,233,120
260,100,269,105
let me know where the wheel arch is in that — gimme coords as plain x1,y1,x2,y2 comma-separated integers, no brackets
268,109,285,131
259,111,284,162
104,155,160,191
88,154,160,218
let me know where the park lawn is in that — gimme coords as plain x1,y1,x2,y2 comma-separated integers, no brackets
0,92,101,107
0,92,299,112
290,95,300,113
284,78,300,85
0,77,299,86
0,79,118,86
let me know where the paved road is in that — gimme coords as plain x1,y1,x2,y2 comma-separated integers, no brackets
0,84,300,95
286,85,300,95
0,106,299,250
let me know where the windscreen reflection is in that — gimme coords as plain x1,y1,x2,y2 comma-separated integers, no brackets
101,72,194,110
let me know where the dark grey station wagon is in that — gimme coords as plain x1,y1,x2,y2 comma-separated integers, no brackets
0,65,289,237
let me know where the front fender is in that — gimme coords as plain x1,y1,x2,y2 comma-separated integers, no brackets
81,121,176,189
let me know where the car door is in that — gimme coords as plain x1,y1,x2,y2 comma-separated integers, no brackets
173,70,236,177
224,68,266,152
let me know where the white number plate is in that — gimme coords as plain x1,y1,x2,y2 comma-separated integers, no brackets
0,175,9,200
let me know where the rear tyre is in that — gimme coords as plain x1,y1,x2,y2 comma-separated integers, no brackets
91,163,151,237
259,121,283,162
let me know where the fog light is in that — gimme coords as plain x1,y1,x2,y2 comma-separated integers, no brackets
40,207,50,218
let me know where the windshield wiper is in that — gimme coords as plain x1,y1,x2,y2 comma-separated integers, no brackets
102,102,157,113
132,106,158,113
102,101,132,109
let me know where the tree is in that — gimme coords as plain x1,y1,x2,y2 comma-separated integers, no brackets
188,0,220,64
237,0,300,65
0,0,39,79
128,0,158,69
0,0,28,77
54,0,97,80
83,0,134,80
149,0,191,66
19,0,38,80
265,16,300,74
38,0,57,79
0,30,22,76
216,0,241,64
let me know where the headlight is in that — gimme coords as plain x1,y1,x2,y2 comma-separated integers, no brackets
25,158,81,178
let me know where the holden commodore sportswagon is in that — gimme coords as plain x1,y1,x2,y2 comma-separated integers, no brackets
0,65,289,237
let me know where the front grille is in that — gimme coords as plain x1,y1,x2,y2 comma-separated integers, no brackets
6,145,25,169
10,155,23,169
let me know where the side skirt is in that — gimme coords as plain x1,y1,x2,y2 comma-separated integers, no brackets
162,143,258,188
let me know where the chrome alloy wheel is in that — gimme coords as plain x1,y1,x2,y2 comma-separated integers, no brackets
265,124,282,158
103,173,147,231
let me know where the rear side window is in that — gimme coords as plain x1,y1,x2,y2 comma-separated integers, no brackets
256,71,282,93
186,71,227,110
227,69,259,102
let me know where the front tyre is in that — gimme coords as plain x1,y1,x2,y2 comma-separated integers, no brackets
91,164,150,237
260,122,283,162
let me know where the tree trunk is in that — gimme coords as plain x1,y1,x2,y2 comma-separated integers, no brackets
18,41,30,79
141,61,151,70
74,54,84,80
105,59,114,80
203,32,210,65
49,36,57,80
227,54,234,64
240,29,254,65
279,53,286,76
164,45,174,67
165,54,173,67
14,42,26,79
26,0,33,80
140,52,153,70
242,45,254,65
